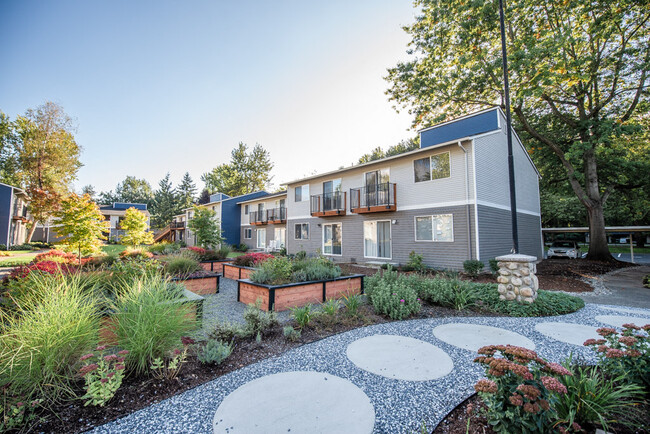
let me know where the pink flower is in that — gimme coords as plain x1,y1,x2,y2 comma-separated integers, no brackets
80,353,94,361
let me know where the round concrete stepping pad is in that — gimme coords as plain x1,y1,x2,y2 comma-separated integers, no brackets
433,323,535,352
601,306,650,317
346,334,453,381
595,315,650,329
213,371,375,434
534,322,600,346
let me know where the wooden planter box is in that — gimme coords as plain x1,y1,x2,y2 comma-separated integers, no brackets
223,263,255,280
172,273,220,296
200,259,233,274
99,289,204,346
237,274,365,312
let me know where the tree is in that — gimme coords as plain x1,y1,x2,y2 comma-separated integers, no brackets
14,102,82,241
358,138,420,164
113,176,153,205
177,172,197,210
151,173,179,228
386,0,650,260
120,207,154,247
202,142,273,196
187,205,223,248
197,188,211,205
56,194,109,262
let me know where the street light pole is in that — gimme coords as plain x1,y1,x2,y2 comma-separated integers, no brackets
499,0,519,253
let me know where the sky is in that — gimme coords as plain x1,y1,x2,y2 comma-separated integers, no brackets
0,0,418,194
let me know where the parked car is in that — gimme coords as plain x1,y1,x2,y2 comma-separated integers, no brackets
547,241,581,259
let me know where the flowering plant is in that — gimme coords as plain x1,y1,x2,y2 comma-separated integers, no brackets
473,345,572,433
584,323,650,390
79,345,128,406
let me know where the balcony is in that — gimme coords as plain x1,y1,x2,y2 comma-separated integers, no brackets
310,192,347,217
350,183,397,214
267,207,287,224
170,221,185,229
249,210,267,225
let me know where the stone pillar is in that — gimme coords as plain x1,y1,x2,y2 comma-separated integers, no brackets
495,254,538,303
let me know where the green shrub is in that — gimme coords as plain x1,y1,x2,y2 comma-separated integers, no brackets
463,259,484,277
489,258,500,275
555,358,643,432
290,304,313,329
163,255,201,277
0,273,99,403
110,275,196,375
197,340,233,365
366,274,420,320
283,326,301,342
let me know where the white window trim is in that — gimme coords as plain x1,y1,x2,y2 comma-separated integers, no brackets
413,151,452,184
413,214,454,242
294,223,310,240
322,222,343,256
244,228,252,239
363,220,392,260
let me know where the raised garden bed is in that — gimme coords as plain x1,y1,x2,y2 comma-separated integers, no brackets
99,288,204,345
237,274,365,311
223,263,255,280
199,259,233,274
171,271,220,296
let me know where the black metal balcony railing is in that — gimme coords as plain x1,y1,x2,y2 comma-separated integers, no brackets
267,207,286,222
170,221,185,229
350,182,396,211
249,210,268,225
310,191,346,216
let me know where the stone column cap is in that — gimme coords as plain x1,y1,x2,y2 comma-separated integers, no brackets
495,254,538,262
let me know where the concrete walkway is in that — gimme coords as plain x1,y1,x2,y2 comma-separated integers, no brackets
91,303,650,434
579,265,650,309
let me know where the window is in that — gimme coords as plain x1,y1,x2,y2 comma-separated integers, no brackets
364,221,391,259
415,214,453,242
414,152,451,182
256,229,266,249
294,223,309,240
244,205,249,215
322,223,342,255
295,185,309,202
244,228,252,239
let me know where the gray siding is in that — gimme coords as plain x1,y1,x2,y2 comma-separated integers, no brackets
287,205,476,270
477,205,543,261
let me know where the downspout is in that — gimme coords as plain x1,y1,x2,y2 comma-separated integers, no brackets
457,142,472,259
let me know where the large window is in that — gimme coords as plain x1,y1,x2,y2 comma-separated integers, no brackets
322,223,342,255
364,220,391,259
415,214,453,242
256,229,266,249
294,223,309,240
414,152,450,182
295,185,309,202
244,228,252,239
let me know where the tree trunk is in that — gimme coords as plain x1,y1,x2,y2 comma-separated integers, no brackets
585,200,612,261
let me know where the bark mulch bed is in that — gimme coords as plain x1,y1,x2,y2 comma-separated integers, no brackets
34,304,481,434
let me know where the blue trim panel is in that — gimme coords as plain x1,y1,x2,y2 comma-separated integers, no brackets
420,109,499,149
0,184,12,246
220,191,269,246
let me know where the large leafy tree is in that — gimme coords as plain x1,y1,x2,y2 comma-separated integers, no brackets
386,0,650,260
177,172,197,210
120,207,154,246
14,102,82,242
56,194,109,262
202,142,273,197
151,173,179,228
187,205,223,248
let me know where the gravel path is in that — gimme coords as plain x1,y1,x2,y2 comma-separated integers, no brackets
91,302,650,434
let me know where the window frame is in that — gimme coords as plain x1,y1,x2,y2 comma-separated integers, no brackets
363,219,392,260
244,228,252,239
321,222,342,256
413,151,451,183
413,214,454,242
294,223,309,240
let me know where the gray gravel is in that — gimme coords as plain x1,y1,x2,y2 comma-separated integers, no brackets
91,302,650,434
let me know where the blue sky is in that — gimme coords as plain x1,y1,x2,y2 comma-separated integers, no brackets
0,1,417,194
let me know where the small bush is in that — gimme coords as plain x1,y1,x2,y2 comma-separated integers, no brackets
197,340,233,365
290,304,313,329
110,275,196,375
283,326,301,342
163,255,201,278
463,259,484,277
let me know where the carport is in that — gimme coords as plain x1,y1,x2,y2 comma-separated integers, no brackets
542,226,650,263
